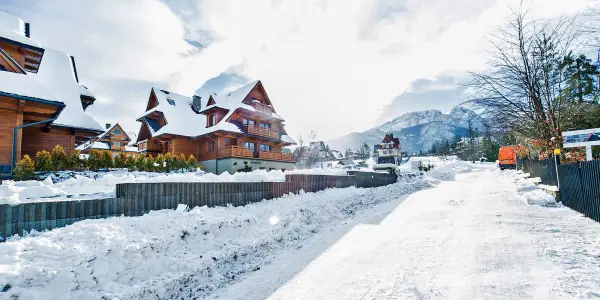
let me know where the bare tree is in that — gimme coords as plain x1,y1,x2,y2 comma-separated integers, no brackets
468,4,589,142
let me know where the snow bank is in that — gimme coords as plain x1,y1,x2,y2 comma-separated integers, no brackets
503,170,558,206
0,168,386,205
0,178,430,300
0,170,287,205
427,160,474,181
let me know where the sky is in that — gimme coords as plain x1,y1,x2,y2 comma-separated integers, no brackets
1,0,597,141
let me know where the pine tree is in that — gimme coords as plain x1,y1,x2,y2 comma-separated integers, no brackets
68,149,82,170
51,145,68,171
13,155,36,181
35,150,53,172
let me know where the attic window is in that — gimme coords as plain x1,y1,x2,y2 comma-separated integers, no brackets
167,98,175,106
252,98,261,103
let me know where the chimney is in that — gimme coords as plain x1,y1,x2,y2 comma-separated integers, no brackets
105,123,111,130
24,23,30,38
192,95,202,113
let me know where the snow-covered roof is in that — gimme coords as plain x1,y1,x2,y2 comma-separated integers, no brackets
32,48,104,131
0,10,41,50
95,123,131,142
281,135,296,145
197,80,283,120
145,88,241,138
139,81,292,142
76,141,109,151
0,70,62,104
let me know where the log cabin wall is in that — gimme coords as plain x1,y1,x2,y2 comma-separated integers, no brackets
0,110,17,166
21,126,75,158
0,42,24,68
171,137,199,158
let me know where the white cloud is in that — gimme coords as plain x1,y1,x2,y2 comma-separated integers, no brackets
2,0,595,140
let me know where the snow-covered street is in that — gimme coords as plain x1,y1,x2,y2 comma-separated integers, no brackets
2,163,600,300
212,164,600,300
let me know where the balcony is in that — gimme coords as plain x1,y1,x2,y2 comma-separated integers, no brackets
218,146,254,158
252,102,274,115
246,124,279,139
258,151,295,161
138,140,162,152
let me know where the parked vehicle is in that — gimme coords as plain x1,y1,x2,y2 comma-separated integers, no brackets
498,146,517,170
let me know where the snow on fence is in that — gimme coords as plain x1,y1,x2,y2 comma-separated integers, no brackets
0,172,396,240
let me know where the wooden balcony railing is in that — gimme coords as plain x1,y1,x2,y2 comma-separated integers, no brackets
258,151,295,161
218,146,253,158
252,102,274,115
246,124,279,139
138,140,163,152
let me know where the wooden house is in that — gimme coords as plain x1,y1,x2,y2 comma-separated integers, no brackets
77,123,138,156
0,11,104,174
136,81,297,174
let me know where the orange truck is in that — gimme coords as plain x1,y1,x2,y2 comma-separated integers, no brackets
498,146,517,170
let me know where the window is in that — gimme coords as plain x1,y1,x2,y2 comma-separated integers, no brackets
113,141,121,147
259,123,271,129
225,137,230,145
208,141,215,152
242,118,248,126
259,144,270,152
166,98,175,105
113,129,121,134
248,119,255,126
244,141,255,152
208,114,216,127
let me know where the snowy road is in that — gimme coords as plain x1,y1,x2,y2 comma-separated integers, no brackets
212,165,600,300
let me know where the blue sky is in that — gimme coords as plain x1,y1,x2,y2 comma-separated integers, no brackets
1,0,595,140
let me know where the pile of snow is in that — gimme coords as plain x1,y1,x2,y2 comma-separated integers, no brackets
0,168,387,205
427,160,474,181
504,170,558,206
0,177,430,300
285,168,347,175
0,170,287,205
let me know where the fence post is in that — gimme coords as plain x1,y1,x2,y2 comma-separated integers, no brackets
554,155,561,190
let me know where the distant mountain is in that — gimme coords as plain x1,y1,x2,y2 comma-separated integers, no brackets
326,107,484,154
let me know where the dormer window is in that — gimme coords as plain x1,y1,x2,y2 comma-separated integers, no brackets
167,98,175,106
208,114,216,127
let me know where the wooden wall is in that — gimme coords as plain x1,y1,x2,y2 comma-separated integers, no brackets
21,126,75,158
0,42,24,68
171,137,199,158
0,110,17,166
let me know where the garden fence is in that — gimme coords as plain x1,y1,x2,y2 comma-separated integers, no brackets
0,171,397,241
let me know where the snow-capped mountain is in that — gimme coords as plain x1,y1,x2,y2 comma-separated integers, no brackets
326,107,484,154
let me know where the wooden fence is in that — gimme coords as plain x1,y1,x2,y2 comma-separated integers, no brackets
0,172,396,240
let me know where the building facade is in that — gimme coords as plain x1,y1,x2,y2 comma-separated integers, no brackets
136,81,296,174
0,11,104,175
77,123,138,156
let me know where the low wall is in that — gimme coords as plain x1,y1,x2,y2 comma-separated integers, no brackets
0,172,395,240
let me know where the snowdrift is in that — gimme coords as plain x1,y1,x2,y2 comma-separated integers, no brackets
0,169,350,205
0,178,430,300
427,160,474,181
504,170,557,206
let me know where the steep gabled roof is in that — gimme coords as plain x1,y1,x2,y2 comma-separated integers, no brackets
139,87,241,138
32,48,104,131
0,10,43,51
96,123,131,141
